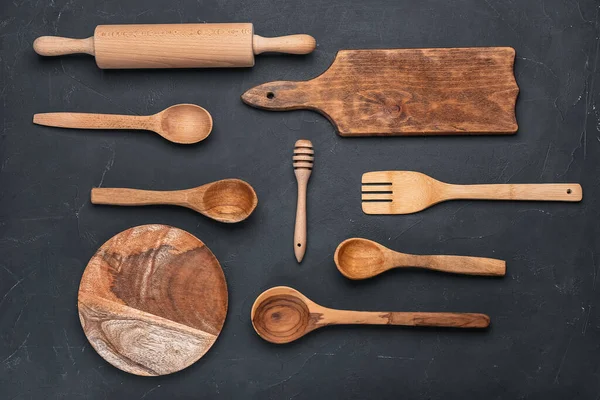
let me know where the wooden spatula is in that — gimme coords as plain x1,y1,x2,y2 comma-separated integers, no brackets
242,47,519,136
362,171,582,215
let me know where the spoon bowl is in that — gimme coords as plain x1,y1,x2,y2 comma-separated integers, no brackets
156,104,213,144
193,179,258,223
251,287,316,344
334,238,389,279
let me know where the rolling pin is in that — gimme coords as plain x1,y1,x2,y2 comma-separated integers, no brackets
33,23,316,68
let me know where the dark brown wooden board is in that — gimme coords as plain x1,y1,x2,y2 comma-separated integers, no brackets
242,47,519,136
78,224,228,376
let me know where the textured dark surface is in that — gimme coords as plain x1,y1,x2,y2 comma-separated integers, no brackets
0,0,598,398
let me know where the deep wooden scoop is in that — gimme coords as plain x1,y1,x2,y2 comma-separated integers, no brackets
251,286,490,344
335,238,505,279
33,104,212,144
362,171,583,215
91,179,257,223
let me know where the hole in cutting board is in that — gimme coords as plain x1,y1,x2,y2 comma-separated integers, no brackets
297,243,301,247
567,189,572,194
267,92,275,99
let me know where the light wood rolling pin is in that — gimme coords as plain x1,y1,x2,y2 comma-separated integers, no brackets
33,23,316,68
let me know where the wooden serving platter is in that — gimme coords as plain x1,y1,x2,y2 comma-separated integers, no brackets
242,47,519,136
78,224,227,376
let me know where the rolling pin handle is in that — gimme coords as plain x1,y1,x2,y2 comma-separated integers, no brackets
252,34,316,55
33,36,95,56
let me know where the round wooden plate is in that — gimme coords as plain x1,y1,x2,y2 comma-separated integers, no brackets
78,224,228,376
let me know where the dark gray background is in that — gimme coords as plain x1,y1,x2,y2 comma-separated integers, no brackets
1,0,598,398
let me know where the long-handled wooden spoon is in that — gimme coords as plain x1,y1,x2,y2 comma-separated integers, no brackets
335,238,505,279
362,171,583,215
91,179,257,223
251,286,490,344
33,104,212,144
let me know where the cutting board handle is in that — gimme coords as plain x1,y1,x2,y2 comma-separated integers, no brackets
33,36,95,56
241,81,312,110
253,34,316,55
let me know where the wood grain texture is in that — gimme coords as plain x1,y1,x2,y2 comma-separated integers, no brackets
33,104,212,144
91,179,258,223
293,140,313,262
78,224,228,376
251,287,490,344
362,171,582,215
33,23,315,69
242,47,519,136
334,238,505,279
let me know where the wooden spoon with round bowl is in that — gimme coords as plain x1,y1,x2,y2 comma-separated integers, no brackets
91,179,257,223
33,104,212,144
334,238,505,279
251,286,490,344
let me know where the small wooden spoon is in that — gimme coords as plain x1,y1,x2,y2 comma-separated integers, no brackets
33,104,212,144
251,286,490,344
335,238,505,279
91,179,257,223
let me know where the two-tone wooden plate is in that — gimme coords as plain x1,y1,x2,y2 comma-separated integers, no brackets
78,224,228,376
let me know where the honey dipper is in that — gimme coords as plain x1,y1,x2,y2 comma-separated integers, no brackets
293,140,314,262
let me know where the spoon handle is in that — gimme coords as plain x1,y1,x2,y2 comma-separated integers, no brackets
327,310,490,328
445,183,582,202
33,112,153,131
396,254,506,276
91,188,188,207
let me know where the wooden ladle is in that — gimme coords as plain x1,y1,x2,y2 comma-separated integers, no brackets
33,104,212,144
91,179,257,223
335,238,505,279
251,286,490,344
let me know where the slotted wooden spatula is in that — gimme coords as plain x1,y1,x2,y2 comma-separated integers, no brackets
242,47,519,136
362,171,582,215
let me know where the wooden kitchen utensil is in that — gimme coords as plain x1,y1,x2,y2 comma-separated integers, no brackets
242,47,519,135
251,286,490,344
79,224,228,375
91,179,258,223
335,238,505,279
293,139,313,262
33,23,316,68
362,171,583,215
33,104,212,144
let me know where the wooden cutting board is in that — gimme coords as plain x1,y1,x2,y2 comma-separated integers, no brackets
78,224,227,376
242,47,519,136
